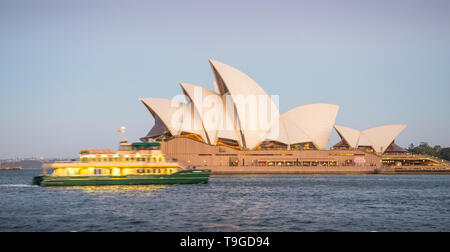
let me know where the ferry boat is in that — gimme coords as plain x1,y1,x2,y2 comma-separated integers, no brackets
33,141,211,186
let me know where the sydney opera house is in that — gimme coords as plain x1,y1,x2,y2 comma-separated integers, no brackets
139,60,445,171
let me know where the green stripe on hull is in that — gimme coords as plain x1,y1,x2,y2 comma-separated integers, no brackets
33,170,211,187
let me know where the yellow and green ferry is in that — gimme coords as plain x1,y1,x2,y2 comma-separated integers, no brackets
33,142,211,186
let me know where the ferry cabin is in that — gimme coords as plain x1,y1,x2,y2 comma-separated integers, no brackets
45,142,180,177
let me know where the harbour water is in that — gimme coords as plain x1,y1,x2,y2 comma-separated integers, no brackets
0,169,449,232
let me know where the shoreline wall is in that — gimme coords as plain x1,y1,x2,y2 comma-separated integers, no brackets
205,166,377,175
203,165,450,175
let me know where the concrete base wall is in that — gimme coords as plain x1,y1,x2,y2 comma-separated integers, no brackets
160,137,382,168
158,138,449,175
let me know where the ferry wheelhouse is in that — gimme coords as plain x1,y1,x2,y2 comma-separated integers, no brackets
33,142,211,186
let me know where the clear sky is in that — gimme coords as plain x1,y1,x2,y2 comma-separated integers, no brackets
0,0,449,158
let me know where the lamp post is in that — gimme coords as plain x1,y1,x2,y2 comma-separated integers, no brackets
118,126,127,142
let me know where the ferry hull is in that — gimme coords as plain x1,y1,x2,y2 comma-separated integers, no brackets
33,170,211,187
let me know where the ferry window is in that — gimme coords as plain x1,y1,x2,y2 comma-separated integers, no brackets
125,158,129,162
158,157,163,162
152,157,156,162
153,169,156,173
146,169,151,173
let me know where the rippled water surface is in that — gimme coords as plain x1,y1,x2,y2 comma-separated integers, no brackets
0,169,449,232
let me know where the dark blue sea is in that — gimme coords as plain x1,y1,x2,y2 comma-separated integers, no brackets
0,169,449,232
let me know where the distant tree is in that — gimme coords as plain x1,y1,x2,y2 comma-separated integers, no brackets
408,143,415,153
438,148,450,161
407,142,450,161
417,142,438,156
434,145,442,154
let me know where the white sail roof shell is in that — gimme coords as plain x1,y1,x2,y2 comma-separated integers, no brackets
334,125,361,148
264,119,289,144
215,95,241,143
140,97,208,142
282,104,340,150
334,124,407,153
357,133,373,147
212,81,221,94
209,59,280,150
144,113,170,138
179,82,240,145
179,102,209,142
283,119,312,144
264,118,311,145
362,125,407,153
140,98,185,136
